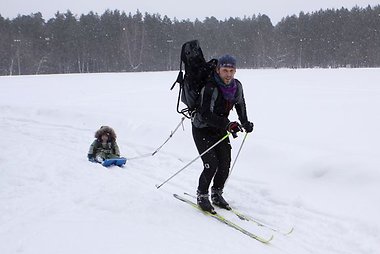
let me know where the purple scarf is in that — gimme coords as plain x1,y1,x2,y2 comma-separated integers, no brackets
214,73,237,102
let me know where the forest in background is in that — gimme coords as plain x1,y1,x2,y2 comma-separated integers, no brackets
0,5,379,75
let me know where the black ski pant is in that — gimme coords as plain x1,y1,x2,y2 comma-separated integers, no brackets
192,125,231,194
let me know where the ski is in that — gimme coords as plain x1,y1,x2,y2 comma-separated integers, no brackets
229,207,294,235
173,194,273,244
184,192,294,235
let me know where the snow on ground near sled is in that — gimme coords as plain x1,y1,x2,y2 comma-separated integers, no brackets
0,68,379,254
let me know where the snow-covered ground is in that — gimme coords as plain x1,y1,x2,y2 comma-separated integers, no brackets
0,68,379,254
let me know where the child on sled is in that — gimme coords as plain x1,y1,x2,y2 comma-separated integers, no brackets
88,126,124,164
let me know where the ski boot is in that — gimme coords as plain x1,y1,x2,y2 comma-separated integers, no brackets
197,191,216,214
211,187,231,210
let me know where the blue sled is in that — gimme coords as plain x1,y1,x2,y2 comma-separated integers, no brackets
102,157,127,167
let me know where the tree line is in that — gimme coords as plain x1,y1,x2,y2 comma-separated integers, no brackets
0,5,379,75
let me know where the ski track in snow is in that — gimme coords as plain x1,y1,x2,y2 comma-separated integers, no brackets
0,69,379,254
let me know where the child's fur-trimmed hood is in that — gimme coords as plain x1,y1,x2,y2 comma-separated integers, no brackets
95,126,117,141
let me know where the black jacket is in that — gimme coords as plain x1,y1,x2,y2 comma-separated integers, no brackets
192,76,249,131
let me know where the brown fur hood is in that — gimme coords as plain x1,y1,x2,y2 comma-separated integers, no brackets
95,126,117,140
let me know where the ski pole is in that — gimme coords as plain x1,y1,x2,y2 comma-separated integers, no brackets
155,133,230,189
127,117,185,161
226,132,249,184
152,117,185,156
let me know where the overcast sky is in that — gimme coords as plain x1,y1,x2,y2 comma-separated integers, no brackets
1,0,379,24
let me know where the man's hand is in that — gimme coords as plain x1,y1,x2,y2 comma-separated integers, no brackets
242,121,254,133
226,121,243,134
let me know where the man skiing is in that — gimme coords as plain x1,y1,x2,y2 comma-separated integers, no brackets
192,54,254,214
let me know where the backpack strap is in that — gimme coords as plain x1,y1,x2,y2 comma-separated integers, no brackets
170,59,191,118
170,60,183,90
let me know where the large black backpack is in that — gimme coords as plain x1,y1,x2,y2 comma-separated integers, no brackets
170,40,217,118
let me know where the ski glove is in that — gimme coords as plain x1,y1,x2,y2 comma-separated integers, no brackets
242,121,254,133
226,121,242,134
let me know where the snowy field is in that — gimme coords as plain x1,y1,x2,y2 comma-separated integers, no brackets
0,68,379,254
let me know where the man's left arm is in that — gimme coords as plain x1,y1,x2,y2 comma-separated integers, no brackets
235,80,254,133
235,81,248,124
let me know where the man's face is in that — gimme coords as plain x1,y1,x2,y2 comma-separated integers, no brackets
217,67,236,85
